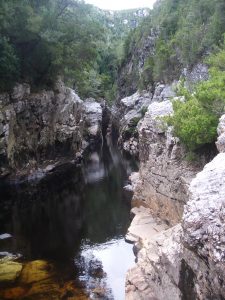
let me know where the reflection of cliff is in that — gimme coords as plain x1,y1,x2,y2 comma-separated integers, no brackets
0,164,85,262
81,141,136,244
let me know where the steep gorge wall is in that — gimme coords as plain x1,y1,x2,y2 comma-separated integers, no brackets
132,100,201,225
0,80,103,177
125,104,224,299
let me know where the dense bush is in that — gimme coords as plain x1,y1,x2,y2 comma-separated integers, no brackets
169,41,225,150
121,0,225,88
171,97,218,150
0,37,19,91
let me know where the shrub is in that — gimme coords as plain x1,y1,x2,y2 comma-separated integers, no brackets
171,97,218,150
0,37,20,91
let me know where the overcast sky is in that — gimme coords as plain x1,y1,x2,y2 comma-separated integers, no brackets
84,0,156,10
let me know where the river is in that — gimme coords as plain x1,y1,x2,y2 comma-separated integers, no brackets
0,139,137,299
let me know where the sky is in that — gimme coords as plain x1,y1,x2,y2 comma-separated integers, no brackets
84,0,156,11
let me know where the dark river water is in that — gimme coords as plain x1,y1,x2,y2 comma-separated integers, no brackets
0,140,137,299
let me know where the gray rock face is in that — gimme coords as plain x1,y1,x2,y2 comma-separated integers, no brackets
117,28,159,97
0,81,102,176
183,63,209,90
112,91,152,156
113,82,178,158
126,225,183,300
126,116,225,300
183,153,225,297
216,114,225,153
83,99,103,140
133,100,200,224
152,83,176,103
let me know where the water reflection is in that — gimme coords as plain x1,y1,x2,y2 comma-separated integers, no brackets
0,140,137,299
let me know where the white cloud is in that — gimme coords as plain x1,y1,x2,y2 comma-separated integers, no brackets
84,0,156,10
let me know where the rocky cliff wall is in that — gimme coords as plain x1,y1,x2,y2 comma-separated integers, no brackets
0,80,103,177
125,116,225,300
114,83,203,224
133,99,202,225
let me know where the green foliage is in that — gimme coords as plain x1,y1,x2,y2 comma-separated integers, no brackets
152,38,177,82
124,116,142,137
0,1,149,102
121,0,225,88
169,41,225,150
171,97,218,150
141,106,148,117
0,37,19,90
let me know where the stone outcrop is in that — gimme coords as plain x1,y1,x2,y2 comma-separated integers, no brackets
112,91,152,156
216,114,225,153
183,63,209,90
0,80,103,177
112,84,177,157
133,100,200,225
125,115,225,300
83,98,103,142
117,28,159,97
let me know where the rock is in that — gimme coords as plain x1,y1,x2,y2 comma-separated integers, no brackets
19,260,54,284
0,259,88,300
133,100,200,225
126,144,225,299
0,258,23,282
117,28,159,97
183,63,209,89
0,80,103,177
126,225,183,300
83,99,103,141
112,91,151,156
0,233,12,240
91,287,106,298
0,286,27,299
126,206,169,243
11,83,30,101
183,153,225,266
216,114,225,153
152,83,176,103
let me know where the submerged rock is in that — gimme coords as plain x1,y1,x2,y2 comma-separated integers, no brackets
19,260,54,284
0,258,22,282
0,259,89,300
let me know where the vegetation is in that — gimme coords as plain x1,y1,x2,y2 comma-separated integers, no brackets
168,41,225,151
0,0,147,102
121,0,225,89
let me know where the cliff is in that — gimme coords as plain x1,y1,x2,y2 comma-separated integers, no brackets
125,111,225,299
0,80,103,178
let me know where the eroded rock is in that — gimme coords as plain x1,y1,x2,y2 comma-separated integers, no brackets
133,100,199,225
126,118,225,300
0,80,103,177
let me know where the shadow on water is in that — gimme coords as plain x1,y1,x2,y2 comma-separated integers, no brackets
0,138,138,299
